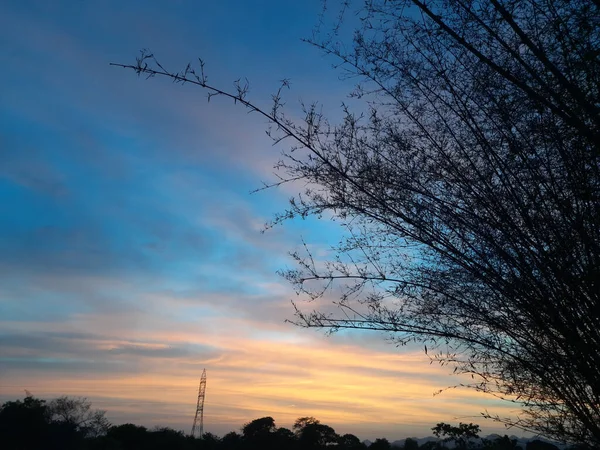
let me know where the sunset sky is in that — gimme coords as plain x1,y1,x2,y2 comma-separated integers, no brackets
1,0,521,441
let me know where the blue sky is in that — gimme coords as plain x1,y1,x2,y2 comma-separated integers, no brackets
0,0,519,440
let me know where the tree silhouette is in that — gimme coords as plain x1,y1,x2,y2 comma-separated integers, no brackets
113,0,600,445
484,435,522,450
0,399,575,450
48,396,109,438
199,432,222,450
525,440,560,450
339,433,367,450
404,437,420,450
274,427,297,449
107,423,149,450
370,437,392,450
241,416,277,450
293,416,338,450
433,423,481,450
0,396,50,450
222,431,243,450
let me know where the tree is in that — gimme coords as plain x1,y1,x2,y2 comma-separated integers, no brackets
0,396,51,449
339,433,367,450
274,427,297,449
293,416,321,433
484,435,522,450
222,430,243,449
148,427,188,450
199,432,221,450
404,437,420,450
48,396,110,438
432,423,481,450
242,416,276,440
242,416,277,449
370,437,392,450
107,423,149,450
293,416,339,449
113,0,600,446
525,440,560,450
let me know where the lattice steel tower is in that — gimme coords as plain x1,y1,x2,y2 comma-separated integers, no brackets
191,369,207,438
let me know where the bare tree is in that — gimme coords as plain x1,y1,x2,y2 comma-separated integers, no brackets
49,396,110,438
112,0,600,446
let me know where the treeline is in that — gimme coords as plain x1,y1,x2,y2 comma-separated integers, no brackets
0,395,578,450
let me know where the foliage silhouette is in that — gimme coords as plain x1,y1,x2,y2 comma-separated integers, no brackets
49,396,110,438
2,394,585,450
370,437,392,450
433,422,481,450
340,433,368,450
483,435,522,450
525,440,560,450
0,396,51,449
404,437,420,450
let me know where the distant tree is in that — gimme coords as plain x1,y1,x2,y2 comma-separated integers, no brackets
370,437,392,450
419,441,442,450
222,430,243,449
0,396,51,449
274,427,297,449
48,396,110,438
147,426,188,450
200,432,221,450
115,1,600,446
293,416,339,449
242,417,277,449
242,416,276,439
432,423,480,450
293,416,321,433
404,437,420,450
525,440,560,450
484,435,522,450
340,433,367,450
107,423,149,450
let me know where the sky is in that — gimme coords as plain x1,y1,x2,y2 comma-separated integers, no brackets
1,0,522,441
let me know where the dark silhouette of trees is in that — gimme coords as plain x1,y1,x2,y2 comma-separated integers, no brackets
339,433,367,450
1,395,576,450
433,423,481,450
370,437,392,450
420,441,441,450
113,0,600,445
525,440,560,450
483,435,522,450
241,416,275,446
107,423,149,449
199,432,222,450
0,395,108,450
274,427,296,449
222,431,243,450
242,416,276,440
0,396,51,449
293,416,339,449
148,427,189,450
404,437,420,450
49,396,110,438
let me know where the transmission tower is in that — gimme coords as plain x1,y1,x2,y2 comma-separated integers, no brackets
191,368,207,438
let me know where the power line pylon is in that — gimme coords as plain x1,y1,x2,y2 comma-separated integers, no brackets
191,369,206,438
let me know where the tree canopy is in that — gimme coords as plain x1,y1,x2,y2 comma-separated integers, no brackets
0,394,583,450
